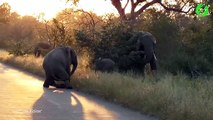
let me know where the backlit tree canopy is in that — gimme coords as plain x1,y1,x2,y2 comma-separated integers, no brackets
0,3,11,23
68,0,196,22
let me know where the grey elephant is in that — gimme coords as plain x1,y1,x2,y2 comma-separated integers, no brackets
43,46,78,89
34,42,52,57
94,58,115,73
128,31,157,76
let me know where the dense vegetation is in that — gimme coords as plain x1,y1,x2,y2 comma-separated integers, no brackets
0,1,212,76
0,1,213,119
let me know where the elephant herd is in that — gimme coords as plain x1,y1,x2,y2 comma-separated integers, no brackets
41,31,157,89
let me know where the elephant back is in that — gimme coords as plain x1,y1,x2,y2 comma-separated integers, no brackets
95,58,115,73
43,47,68,68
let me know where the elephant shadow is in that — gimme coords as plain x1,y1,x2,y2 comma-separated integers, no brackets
32,88,83,120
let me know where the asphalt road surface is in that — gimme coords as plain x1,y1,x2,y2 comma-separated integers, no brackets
0,63,158,120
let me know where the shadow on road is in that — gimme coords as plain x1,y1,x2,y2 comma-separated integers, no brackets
0,63,10,73
32,88,84,120
0,62,158,120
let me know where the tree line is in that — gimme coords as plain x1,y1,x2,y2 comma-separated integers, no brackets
0,1,212,77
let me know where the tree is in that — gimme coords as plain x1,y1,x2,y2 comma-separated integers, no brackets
7,16,40,55
0,3,11,23
67,0,195,23
56,8,103,50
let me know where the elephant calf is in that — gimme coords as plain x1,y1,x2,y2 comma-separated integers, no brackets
94,58,115,73
43,46,78,89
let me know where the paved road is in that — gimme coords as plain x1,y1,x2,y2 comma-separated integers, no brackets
0,63,158,120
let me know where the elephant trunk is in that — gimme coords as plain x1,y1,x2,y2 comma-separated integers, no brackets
70,51,78,76
144,47,154,63
70,62,78,75
138,34,155,64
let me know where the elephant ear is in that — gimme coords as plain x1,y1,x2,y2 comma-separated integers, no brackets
68,47,78,75
66,47,77,65
65,47,71,65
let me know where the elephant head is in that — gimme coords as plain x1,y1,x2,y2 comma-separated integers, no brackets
136,32,156,64
34,42,52,57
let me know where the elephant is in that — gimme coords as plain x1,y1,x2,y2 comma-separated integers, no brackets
42,46,78,89
34,42,52,57
127,31,157,76
94,58,115,73
118,51,146,73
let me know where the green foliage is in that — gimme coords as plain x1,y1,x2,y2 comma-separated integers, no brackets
48,19,75,47
162,16,213,77
74,19,144,72
1,50,213,120
73,9,213,76
74,29,93,49
145,11,181,63
1,1,213,76
8,39,33,56
166,51,213,77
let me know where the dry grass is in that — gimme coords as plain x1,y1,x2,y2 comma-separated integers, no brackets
0,50,213,120
71,71,213,120
0,50,44,77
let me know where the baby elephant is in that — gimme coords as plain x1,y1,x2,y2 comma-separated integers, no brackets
94,58,115,73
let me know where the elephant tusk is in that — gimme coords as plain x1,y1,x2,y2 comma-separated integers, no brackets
154,54,157,61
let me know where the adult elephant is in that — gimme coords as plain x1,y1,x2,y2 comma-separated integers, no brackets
94,58,115,73
34,42,52,57
43,46,78,89
128,31,157,77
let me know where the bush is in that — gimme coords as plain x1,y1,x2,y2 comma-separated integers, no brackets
8,39,33,56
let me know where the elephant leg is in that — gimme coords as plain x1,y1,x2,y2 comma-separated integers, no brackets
37,49,41,57
54,69,72,89
35,49,40,57
140,64,146,77
149,55,157,71
149,55,157,80
43,71,56,88
43,76,55,88
43,80,49,88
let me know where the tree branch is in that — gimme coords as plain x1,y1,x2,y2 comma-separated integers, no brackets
74,9,96,27
158,2,194,13
111,0,127,20
134,0,146,6
180,1,188,10
133,0,157,19
130,0,135,15
124,0,129,10
111,0,194,22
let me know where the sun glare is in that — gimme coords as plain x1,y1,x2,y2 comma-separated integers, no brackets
0,0,117,20
1,0,72,20
77,0,117,15
0,0,203,20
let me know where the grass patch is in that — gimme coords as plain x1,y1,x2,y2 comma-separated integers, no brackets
0,50,45,77
0,50,213,120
